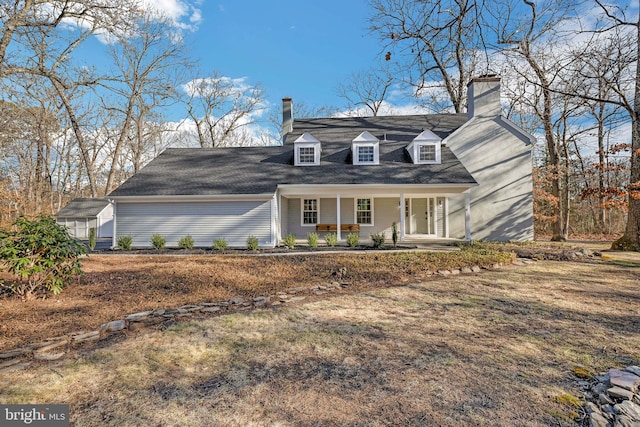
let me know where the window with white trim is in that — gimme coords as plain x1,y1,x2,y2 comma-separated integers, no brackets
298,146,315,164
419,144,437,162
302,199,318,225
358,146,375,163
356,198,372,225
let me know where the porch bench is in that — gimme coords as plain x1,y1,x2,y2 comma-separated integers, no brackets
315,223,360,233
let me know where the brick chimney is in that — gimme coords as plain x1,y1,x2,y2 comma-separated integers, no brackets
467,75,501,119
282,97,293,135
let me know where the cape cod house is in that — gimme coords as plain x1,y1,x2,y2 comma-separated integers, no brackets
107,76,534,248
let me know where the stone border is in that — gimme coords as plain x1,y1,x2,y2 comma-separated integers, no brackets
0,258,536,374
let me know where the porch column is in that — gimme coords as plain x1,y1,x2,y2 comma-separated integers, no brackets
444,197,449,238
336,194,341,241
400,193,405,241
465,192,472,241
111,200,117,249
277,192,282,243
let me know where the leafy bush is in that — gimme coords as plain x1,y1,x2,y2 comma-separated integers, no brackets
391,222,399,247
213,238,228,251
117,235,132,250
324,232,338,247
178,235,194,249
88,227,96,251
246,235,259,251
0,215,85,299
283,233,297,249
151,233,166,250
346,232,359,247
307,232,319,248
371,232,386,248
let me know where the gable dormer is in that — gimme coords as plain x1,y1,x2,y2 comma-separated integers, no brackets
407,130,442,164
294,133,321,166
352,131,380,165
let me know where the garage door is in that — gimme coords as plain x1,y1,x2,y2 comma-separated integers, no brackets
116,200,273,248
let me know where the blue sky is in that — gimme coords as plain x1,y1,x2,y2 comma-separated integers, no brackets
188,1,382,111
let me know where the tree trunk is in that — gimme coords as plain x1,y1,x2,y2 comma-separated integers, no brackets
612,21,640,250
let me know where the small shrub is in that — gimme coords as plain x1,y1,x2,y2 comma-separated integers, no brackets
371,232,385,248
213,238,228,251
283,233,297,249
117,235,133,250
324,232,338,247
151,233,166,250
0,215,85,299
88,227,96,251
246,235,259,251
307,232,319,248
178,235,194,249
391,222,398,247
346,232,359,247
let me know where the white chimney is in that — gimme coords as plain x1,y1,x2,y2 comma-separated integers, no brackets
282,97,293,135
467,75,501,119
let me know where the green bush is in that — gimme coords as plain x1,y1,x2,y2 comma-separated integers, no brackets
391,222,399,247
178,235,194,249
151,233,166,250
88,227,96,251
246,235,259,251
117,235,132,250
213,238,228,251
371,232,386,248
283,233,297,249
346,232,359,247
0,215,85,299
324,232,338,247
307,232,319,248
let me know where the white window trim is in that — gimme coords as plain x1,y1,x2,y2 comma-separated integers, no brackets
301,198,320,227
352,142,379,165
354,197,374,226
415,142,441,164
295,143,321,166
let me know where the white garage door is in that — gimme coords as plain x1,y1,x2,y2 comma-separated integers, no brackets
116,200,273,248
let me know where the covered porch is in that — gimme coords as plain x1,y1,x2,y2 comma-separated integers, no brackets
276,184,475,244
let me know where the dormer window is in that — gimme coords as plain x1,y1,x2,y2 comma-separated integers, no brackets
294,133,321,166
407,130,442,164
352,131,379,165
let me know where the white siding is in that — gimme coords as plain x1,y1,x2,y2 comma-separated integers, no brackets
116,200,273,248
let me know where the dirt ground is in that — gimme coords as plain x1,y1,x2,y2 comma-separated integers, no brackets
0,249,513,352
1,259,638,426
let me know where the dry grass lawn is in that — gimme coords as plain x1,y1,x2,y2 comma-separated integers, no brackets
1,259,639,426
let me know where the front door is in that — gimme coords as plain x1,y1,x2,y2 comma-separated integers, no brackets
409,198,436,235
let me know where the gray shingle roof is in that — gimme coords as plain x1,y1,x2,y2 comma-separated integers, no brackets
109,114,476,197
55,198,111,217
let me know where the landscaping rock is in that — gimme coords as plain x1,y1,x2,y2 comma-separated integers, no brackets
471,266,482,273
0,349,29,359
179,305,203,312
201,306,221,313
126,311,154,321
0,361,32,373
461,267,473,274
34,340,68,354
580,365,640,427
100,319,126,334
625,366,640,377
610,369,640,392
72,331,100,343
34,352,65,361
229,297,244,305
0,358,23,369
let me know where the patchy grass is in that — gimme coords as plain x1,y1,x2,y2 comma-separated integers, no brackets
0,248,513,351
1,261,639,426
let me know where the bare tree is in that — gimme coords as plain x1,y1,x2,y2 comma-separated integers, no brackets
336,68,393,116
184,72,266,147
100,12,190,194
368,0,487,113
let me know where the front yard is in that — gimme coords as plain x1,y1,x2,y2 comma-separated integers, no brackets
1,244,639,425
